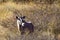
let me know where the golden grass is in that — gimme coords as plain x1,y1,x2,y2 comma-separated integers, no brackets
0,1,60,40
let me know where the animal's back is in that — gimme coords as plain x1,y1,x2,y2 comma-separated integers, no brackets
24,23,34,31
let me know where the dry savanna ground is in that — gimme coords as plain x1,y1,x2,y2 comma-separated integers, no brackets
0,1,60,40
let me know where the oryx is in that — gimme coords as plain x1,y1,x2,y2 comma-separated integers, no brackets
16,16,34,34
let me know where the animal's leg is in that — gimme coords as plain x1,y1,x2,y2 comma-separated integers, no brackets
19,25,22,31
29,29,34,33
19,25,24,34
29,25,34,33
21,27,25,35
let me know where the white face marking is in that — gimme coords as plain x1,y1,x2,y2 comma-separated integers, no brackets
20,18,22,23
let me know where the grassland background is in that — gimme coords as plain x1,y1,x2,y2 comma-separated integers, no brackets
0,0,60,40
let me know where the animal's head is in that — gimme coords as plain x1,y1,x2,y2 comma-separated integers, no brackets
20,16,25,19
16,16,26,22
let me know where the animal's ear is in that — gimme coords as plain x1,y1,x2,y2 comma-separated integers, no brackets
22,16,25,19
16,16,18,19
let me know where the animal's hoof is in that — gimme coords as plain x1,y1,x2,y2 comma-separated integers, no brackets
21,32,25,35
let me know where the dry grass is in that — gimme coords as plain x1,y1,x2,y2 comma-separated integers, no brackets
0,1,60,40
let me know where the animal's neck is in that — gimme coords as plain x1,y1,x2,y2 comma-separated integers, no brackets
17,20,20,31
21,20,26,26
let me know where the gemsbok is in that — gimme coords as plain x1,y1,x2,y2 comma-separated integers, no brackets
16,16,34,34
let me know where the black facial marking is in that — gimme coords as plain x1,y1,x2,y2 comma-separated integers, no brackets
20,16,26,19
16,16,18,19
22,16,25,19
16,16,20,20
